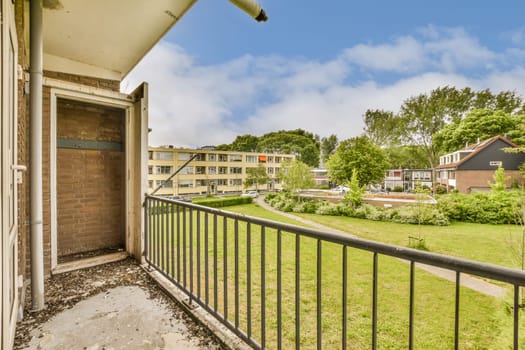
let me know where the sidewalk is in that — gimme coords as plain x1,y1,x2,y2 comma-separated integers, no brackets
255,196,507,298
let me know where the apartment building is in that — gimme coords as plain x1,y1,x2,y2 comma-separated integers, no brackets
384,169,433,191
148,147,295,196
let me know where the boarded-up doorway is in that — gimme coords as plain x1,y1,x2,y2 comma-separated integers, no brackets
56,98,125,261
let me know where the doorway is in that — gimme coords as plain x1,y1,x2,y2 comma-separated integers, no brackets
55,98,125,261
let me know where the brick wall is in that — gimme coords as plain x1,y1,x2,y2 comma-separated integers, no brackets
55,99,125,257
456,170,523,193
44,70,120,92
15,0,30,279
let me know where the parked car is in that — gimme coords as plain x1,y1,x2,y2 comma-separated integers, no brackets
241,191,258,198
332,186,349,193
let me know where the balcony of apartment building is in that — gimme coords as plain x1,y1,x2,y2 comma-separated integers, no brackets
7,2,525,350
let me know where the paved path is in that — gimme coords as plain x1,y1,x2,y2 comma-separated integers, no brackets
255,196,507,298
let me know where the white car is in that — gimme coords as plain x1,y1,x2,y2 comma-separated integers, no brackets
241,191,258,198
333,186,349,193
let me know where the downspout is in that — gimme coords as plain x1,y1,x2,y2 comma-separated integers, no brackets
30,0,45,311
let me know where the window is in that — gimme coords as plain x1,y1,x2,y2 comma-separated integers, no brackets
246,155,257,163
218,154,228,162
274,168,280,175
490,161,502,166
208,166,217,175
196,166,206,175
148,180,153,188
179,166,194,175
178,180,193,188
230,167,242,174
217,179,228,186
156,166,172,174
196,179,208,186
267,167,274,174
178,152,192,161
195,153,206,161
208,154,216,161
148,166,153,175
155,151,173,160
268,156,274,163
275,157,282,163
155,180,173,188
258,155,267,163
148,151,153,160
230,154,242,162
219,167,227,174
230,179,242,186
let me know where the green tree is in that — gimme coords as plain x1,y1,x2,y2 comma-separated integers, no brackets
245,164,269,190
320,134,338,163
256,129,320,167
228,134,259,152
326,136,389,186
279,159,315,193
393,87,523,167
342,169,365,208
363,109,401,147
434,109,524,153
489,166,510,192
385,145,429,169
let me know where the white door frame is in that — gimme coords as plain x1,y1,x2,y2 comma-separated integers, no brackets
48,80,142,271
1,0,19,348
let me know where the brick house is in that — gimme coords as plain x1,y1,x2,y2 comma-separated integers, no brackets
0,1,267,348
435,136,525,193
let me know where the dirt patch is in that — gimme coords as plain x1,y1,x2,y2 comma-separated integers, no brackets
15,258,226,350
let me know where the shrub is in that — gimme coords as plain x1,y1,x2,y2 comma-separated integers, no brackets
193,196,253,208
437,191,521,224
434,184,448,195
392,186,404,192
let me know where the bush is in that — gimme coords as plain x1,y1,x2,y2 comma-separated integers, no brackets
192,196,253,208
437,191,522,224
392,186,404,192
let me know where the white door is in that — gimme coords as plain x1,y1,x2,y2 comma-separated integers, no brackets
1,0,19,348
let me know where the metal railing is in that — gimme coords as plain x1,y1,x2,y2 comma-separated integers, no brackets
144,194,525,349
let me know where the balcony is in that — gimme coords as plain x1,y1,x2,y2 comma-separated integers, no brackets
143,195,525,349
15,196,525,349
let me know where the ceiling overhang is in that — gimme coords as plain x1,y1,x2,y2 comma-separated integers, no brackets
43,0,197,81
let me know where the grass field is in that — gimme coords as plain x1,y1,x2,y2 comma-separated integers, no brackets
146,201,525,349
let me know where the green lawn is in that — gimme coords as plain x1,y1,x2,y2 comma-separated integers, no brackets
147,202,524,349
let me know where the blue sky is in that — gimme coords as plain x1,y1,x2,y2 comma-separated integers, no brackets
124,0,525,147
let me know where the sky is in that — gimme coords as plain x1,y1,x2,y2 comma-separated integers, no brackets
123,0,525,148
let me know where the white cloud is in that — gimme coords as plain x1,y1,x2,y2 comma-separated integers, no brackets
123,28,525,148
342,36,425,73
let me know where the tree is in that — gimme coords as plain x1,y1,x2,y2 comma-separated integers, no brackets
279,159,315,193
214,129,321,167
245,164,269,190
363,109,401,147
342,169,365,208
320,134,338,163
489,166,510,192
391,87,523,167
326,136,389,186
384,145,429,169
256,129,320,167
433,109,524,153
228,134,259,152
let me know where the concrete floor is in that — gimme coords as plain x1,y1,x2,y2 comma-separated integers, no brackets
26,286,204,350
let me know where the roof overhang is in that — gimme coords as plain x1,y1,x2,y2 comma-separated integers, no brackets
42,0,197,81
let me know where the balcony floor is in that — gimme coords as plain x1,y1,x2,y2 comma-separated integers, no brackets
15,258,226,350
